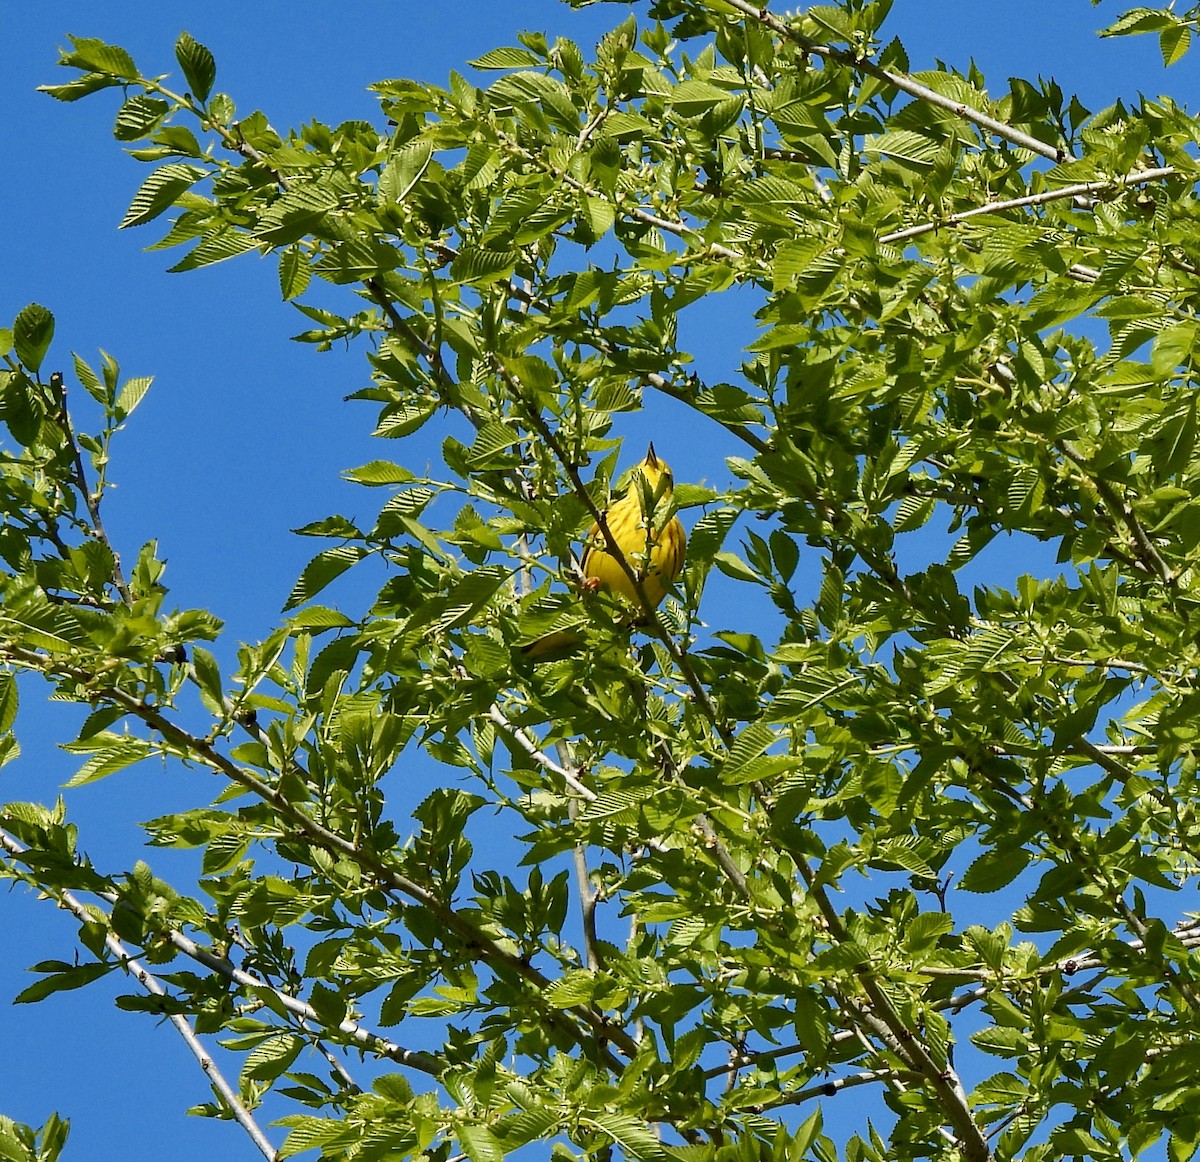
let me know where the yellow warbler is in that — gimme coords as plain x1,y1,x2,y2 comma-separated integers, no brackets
581,443,686,609
521,445,686,660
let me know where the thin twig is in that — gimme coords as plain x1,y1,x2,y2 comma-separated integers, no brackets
488,704,595,799
0,825,443,1076
720,0,1072,163
796,861,992,1162
0,828,276,1160
770,1068,924,1110
1059,441,1174,583
561,739,602,973
879,167,1176,245
49,372,132,606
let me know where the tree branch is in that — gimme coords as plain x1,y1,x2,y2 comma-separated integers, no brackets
0,828,276,1160
720,0,1073,162
796,862,992,1162
49,371,132,606
879,167,1176,245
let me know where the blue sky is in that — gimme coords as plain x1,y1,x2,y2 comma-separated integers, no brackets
0,3,1191,1159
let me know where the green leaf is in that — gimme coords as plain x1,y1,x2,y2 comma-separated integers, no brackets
1161,23,1192,65
726,721,777,771
668,78,735,114
1151,320,1197,376
114,95,170,141
119,164,206,229
284,545,368,610
63,736,154,787
342,461,416,486
308,981,347,1026
544,968,602,1007
13,304,54,372
190,646,224,713
243,1033,303,1082
287,606,355,629
1099,8,1175,37
451,244,520,286
167,228,258,272
175,32,216,101
903,911,954,953
713,551,762,585
961,845,1031,893
60,37,138,79
373,398,438,438
115,375,153,420
72,353,105,405
279,245,312,301
588,1112,666,1161
457,1124,505,1162
380,140,434,204
864,128,940,168
0,672,19,734
468,47,543,69
39,71,123,101
14,961,112,1003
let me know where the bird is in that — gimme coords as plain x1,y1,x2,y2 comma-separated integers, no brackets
580,443,686,610
521,444,686,660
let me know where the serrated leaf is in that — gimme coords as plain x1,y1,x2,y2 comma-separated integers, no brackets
284,545,368,610
39,72,123,102
468,47,543,69
451,244,520,286
190,646,224,712
64,737,154,787
120,164,206,229
175,31,216,101
381,141,434,202
279,245,312,301
72,353,105,405
543,968,601,1007
13,304,54,372
242,1033,303,1082
373,399,437,438
1161,23,1192,65
115,375,153,419
114,95,169,141
287,606,355,629
167,228,259,272
589,1112,667,1161
61,37,138,79
961,845,1031,893
869,837,934,877
1099,8,1175,38
0,672,17,734
904,911,954,952
458,1124,505,1162
972,1071,1029,1103
713,551,762,585
893,492,935,532
727,721,777,771
14,961,112,1003
864,128,940,167
342,460,415,485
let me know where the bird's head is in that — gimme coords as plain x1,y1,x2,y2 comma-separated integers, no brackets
635,443,674,497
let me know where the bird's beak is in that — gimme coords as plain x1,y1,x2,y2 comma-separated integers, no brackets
646,442,659,466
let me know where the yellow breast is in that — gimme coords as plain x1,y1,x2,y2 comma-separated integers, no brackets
581,444,686,609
